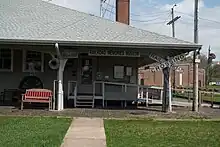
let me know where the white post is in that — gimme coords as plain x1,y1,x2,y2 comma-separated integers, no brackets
141,87,144,98
146,89,149,107
57,59,67,111
179,73,183,86
168,76,172,112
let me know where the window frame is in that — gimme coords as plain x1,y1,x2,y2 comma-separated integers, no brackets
113,65,124,79
0,49,13,72
22,50,44,72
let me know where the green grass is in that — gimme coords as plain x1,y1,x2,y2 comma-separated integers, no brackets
105,120,220,147
174,92,220,103
208,85,220,89
202,94,220,102
0,116,72,147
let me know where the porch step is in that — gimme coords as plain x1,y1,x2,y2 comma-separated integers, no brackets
75,104,94,107
77,96,93,100
75,96,94,108
76,101,93,104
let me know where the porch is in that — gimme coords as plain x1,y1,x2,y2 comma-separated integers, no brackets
0,45,164,109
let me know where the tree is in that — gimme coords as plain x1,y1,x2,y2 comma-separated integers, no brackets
179,53,208,69
210,64,220,80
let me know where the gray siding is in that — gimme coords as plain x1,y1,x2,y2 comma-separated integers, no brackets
0,50,57,92
95,56,138,101
0,49,138,101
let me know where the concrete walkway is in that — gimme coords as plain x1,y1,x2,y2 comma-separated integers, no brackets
61,117,106,147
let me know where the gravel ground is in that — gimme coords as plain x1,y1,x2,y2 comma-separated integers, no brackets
1,106,220,119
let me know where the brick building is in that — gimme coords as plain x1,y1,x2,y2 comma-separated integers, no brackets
139,63,206,88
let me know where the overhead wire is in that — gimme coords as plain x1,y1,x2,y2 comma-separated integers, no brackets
176,11,220,25
101,1,169,18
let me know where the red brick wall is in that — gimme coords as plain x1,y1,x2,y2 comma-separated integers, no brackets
139,64,205,87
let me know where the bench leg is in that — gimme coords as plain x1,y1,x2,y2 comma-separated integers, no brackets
49,102,51,111
21,101,23,110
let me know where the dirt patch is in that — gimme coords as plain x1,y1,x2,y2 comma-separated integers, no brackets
0,106,220,119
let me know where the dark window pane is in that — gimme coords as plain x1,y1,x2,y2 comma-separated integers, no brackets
0,49,11,58
3,59,11,69
0,59,3,68
25,51,42,71
0,49,12,70
140,79,144,85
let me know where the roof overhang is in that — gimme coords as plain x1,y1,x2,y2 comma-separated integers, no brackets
0,39,202,50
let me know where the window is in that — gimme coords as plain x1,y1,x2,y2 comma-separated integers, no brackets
0,49,13,71
23,50,44,72
140,79,144,85
114,66,124,79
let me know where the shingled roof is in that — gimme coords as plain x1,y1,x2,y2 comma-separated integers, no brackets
0,0,201,49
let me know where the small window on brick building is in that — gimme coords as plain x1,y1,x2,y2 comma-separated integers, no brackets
140,79,144,85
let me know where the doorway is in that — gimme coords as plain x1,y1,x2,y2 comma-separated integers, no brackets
77,54,96,95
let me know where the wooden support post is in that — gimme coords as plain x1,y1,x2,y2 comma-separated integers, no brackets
162,66,170,112
198,90,202,108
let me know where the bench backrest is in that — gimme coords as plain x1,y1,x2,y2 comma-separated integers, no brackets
24,89,53,100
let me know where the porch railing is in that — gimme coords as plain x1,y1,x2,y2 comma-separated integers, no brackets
67,81,77,107
93,81,163,108
65,80,163,108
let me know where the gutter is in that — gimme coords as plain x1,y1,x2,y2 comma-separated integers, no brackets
0,39,202,50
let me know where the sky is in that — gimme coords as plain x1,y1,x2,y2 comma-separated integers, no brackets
45,0,220,60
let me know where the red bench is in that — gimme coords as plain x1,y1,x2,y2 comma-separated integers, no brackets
21,89,53,110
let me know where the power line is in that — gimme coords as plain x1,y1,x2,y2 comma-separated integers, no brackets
176,11,220,24
131,16,168,23
102,7,170,25
178,20,220,29
101,1,169,17
154,13,172,33
133,21,171,25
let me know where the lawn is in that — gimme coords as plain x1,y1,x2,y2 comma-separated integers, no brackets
0,116,72,147
105,120,220,147
202,94,220,103
174,92,220,103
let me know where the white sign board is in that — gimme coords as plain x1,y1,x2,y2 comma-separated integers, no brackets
89,50,140,57
149,53,185,72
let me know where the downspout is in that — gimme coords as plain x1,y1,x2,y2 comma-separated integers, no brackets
55,43,62,58
55,43,67,111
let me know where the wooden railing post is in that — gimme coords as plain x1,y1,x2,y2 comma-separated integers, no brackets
146,87,149,107
211,89,214,108
74,81,77,108
102,82,105,108
198,90,201,108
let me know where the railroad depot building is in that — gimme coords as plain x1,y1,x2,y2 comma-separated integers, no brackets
0,0,201,110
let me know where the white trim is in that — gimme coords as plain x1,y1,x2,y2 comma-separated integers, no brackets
0,49,13,72
22,50,44,72
179,73,183,86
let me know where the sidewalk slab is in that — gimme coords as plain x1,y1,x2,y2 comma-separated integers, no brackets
61,117,106,147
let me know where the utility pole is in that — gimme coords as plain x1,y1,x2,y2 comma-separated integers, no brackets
206,46,211,87
192,0,200,112
166,4,181,112
171,5,176,38
167,4,181,90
